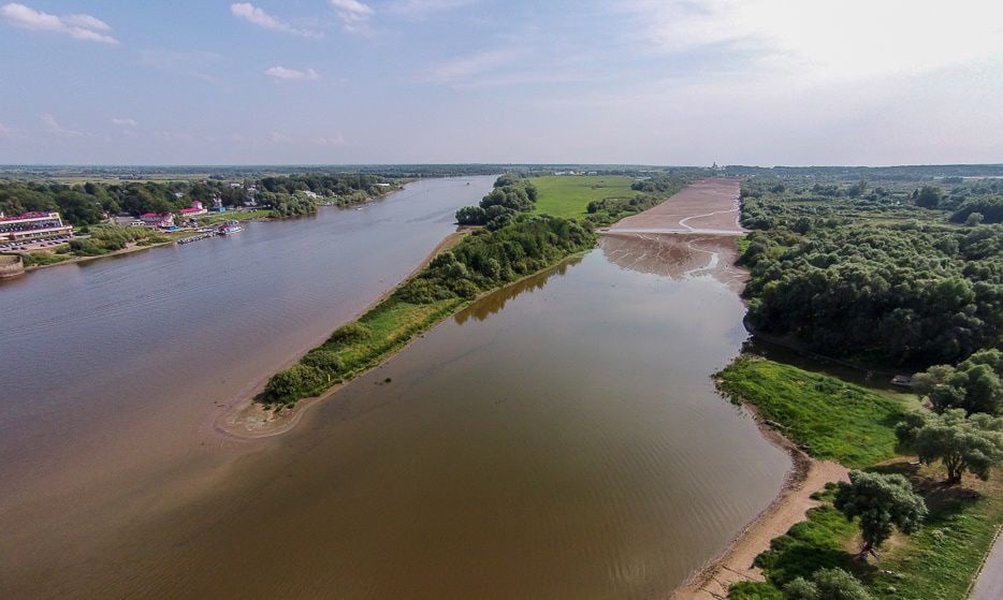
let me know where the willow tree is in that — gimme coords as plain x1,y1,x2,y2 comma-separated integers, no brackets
833,471,927,558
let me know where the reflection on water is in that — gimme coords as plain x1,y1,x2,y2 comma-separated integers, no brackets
601,232,747,292
0,175,501,598
2,210,790,599
454,258,581,324
70,246,790,599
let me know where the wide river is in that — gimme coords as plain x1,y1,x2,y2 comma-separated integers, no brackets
0,176,788,599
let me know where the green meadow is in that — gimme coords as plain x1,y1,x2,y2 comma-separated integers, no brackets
530,175,636,218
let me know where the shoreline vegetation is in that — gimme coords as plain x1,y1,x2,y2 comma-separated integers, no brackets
4,172,403,274
678,172,1003,599
699,358,1003,600
220,172,693,436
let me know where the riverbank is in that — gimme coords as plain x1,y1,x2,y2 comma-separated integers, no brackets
673,449,847,600
219,177,829,599
670,364,867,599
218,216,595,437
592,180,859,600
216,229,473,439
16,211,271,274
14,188,396,276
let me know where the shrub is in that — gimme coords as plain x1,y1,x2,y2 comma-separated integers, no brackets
302,350,344,374
264,364,327,405
327,322,372,346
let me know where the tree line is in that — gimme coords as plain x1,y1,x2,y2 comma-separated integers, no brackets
738,177,1003,367
0,173,391,226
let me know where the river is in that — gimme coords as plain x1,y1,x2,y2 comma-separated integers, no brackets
0,178,788,598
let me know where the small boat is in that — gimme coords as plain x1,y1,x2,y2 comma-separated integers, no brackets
218,220,244,235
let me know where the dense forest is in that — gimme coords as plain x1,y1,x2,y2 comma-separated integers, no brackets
0,173,392,225
738,176,1003,369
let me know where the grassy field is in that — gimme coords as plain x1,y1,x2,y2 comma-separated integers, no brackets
718,356,1003,600
333,297,464,377
716,357,913,467
530,175,636,218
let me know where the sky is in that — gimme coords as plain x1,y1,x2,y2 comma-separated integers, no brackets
1,0,1002,166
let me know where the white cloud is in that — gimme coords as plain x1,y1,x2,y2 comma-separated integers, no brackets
111,117,137,127
314,134,346,146
429,48,522,84
1,3,117,43
624,0,1003,84
0,122,11,137
264,66,320,81
41,113,83,137
388,0,476,17
330,0,373,31
270,132,294,144
62,13,111,32
230,3,320,38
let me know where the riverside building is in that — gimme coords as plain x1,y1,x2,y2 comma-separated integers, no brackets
0,211,73,243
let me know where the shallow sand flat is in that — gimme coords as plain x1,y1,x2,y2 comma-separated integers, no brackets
611,178,744,235
602,178,852,599
601,232,749,294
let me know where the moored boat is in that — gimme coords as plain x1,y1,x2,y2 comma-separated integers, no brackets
218,220,244,235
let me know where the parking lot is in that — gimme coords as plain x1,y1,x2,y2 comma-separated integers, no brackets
0,235,73,252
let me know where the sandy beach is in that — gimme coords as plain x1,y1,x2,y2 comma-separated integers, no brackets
671,440,848,600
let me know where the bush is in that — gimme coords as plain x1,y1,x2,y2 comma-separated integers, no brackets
68,238,106,256
264,364,327,405
302,350,344,374
327,322,371,346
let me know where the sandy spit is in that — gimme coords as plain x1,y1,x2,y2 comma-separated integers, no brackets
215,230,472,439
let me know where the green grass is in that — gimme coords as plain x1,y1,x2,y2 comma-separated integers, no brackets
198,209,271,224
266,296,463,405
716,356,912,467
719,356,1003,600
737,235,751,254
334,297,463,376
530,175,635,218
732,464,1003,600
21,251,71,267
868,464,1003,600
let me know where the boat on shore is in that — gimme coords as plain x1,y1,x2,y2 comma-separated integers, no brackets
218,220,244,235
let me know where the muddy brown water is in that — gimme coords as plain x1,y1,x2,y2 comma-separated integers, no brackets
0,189,789,598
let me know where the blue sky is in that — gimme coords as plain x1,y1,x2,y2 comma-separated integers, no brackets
1,1,1002,166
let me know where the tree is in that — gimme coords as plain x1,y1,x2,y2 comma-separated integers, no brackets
833,471,927,557
896,409,1003,484
913,349,1003,416
784,567,872,600
54,190,104,225
263,364,326,405
915,185,942,208
455,205,487,225
847,180,868,198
